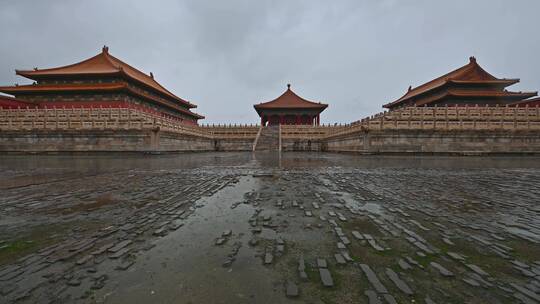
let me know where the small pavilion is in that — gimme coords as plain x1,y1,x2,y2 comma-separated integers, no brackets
254,84,328,126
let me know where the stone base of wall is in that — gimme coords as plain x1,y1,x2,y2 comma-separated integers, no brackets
215,138,254,151
0,130,215,153
1,129,539,155
156,131,215,152
282,138,322,152
324,130,540,155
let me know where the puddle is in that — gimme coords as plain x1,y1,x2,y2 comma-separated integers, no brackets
338,191,385,216
359,202,384,215
506,227,540,243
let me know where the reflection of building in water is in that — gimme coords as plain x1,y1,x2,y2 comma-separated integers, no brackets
384,57,538,110
0,46,203,125
254,84,328,126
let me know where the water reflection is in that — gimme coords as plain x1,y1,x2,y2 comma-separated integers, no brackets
0,152,539,174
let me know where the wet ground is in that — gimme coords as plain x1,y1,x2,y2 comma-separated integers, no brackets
0,152,540,304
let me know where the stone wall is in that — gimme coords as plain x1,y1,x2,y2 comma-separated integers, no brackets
0,130,152,152
155,131,215,152
281,138,322,152
0,129,215,153
214,138,254,151
324,130,540,155
2,128,539,155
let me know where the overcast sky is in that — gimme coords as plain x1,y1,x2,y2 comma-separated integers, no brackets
0,0,539,124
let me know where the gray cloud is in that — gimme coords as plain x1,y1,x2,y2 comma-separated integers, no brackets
1,0,539,124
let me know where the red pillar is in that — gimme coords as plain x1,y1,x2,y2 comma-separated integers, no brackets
317,115,320,125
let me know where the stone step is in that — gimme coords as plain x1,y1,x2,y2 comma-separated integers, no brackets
254,126,280,151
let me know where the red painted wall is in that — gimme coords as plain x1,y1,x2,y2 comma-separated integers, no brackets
0,98,198,125
0,96,37,109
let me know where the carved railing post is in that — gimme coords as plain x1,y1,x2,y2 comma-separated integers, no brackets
524,107,530,130
512,107,517,129
445,105,449,130
54,107,58,130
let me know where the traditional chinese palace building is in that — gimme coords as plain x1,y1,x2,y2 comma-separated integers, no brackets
254,84,328,126
0,46,203,124
384,57,538,110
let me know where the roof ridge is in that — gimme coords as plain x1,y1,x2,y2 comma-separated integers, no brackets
17,48,118,75
449,79,519,83
100,47,121,70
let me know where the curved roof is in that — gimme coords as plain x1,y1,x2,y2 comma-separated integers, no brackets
383,57,526,108
16,46,197,109
254,84,328,113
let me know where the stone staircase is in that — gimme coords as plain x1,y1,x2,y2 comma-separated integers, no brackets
253,125,280,151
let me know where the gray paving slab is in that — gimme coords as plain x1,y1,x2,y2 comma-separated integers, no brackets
319,268,334,287
385,268,414,295
359,264,388,294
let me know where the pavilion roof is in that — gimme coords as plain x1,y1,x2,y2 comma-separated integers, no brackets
254,85,328,112
15,46,197,109
383,57,530,108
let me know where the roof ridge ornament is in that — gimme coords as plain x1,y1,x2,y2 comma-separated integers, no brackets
150,72,154,79
287,83,291,90
469,56,476,63
102,45,109,54
408,85,412,92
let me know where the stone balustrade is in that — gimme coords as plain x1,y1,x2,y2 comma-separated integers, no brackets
199,124,260,139
280,125,349,139
0,107,212,138
1,106,539,144
326,106,540,139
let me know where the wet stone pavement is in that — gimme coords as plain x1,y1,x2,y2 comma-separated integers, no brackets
0,152,540,304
